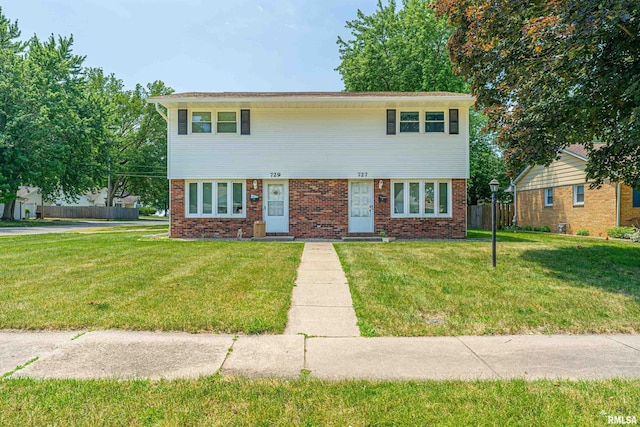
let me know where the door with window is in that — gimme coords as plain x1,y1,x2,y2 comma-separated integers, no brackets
263,181,289,233
349,180,374,233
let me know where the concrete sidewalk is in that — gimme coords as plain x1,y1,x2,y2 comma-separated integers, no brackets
2,331,639,381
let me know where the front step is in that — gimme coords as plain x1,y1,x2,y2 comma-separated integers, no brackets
341,237,384,242
251,236,296,242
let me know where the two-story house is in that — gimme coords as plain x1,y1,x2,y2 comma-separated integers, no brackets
148,92,475,239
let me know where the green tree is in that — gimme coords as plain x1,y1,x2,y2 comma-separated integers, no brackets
468,112,509,204
85,69,172,210
435,0,640,187
337,0,467,92
0,8,30,219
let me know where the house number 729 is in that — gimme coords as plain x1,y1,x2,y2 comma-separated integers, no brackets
270,172,281,177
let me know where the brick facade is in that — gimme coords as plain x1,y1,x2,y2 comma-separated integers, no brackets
170,179,466,239
516,183,617,236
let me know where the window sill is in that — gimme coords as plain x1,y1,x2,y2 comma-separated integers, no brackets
391,214,452,219
573,203,584,207
185,215,247,219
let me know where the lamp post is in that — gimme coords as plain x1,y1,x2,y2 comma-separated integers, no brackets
490,178,500,267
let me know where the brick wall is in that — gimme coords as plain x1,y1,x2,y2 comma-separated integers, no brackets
516,183,617,236
170,178,467,239
620,184,640,227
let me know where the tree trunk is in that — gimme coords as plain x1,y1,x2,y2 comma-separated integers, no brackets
2,199,16,221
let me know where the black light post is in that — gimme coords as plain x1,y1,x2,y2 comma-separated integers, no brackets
490,178,500,267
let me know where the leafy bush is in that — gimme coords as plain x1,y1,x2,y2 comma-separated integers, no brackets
628,229,640,243
503,225,522,231
139,207,157,216
606,226,635,239
522,225,533,231
576,229,590,236
539,225,551,232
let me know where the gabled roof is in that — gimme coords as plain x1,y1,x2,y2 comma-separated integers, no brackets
513,144,604,184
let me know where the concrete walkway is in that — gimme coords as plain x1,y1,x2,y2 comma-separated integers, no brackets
2,331,639,381
284,242,360,337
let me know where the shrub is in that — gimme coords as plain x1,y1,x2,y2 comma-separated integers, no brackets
522,225,533,231
576,229,590,236
539,225,551,232
628,229,640,243
139,207,157,216
606,226,635,239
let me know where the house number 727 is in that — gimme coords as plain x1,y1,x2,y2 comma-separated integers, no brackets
357,172,368,177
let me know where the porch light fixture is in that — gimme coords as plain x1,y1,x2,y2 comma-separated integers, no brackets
489,178,500,267
253,180,258,190
379,180,383,189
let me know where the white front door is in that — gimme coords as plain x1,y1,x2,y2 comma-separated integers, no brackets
349,180,374,233
263,181,289,233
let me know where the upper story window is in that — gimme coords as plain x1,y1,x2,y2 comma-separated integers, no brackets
217,112,237,133
393,180,451,218
186,180,245,218
544,188,553,207
192,112,212,133
400,112,420,133
573,184,584,206
425,112,445,133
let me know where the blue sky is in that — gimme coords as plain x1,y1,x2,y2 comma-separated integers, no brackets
3,0,378,93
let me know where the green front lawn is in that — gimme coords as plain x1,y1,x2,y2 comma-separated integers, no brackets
336,231,640,336
0,230,302,333
0,378,636,426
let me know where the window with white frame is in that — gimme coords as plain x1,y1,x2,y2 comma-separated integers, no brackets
399,112,420,133
392,180,451,217
192,112,212,133
217,112,237,133
573,184,584,206
425,112,445,133
544,188,553,207
185,181,245,217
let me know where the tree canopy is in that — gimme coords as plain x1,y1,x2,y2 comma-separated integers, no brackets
337,0,467,92
0,7,171,219
435,0,640,187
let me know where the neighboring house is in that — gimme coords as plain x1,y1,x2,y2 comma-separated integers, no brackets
513,144,640,236
48,188,108,207
148,92,475,239
0,187,42,219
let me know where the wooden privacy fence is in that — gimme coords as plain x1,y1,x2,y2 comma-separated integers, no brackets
41,206,139,220
467,203,514,230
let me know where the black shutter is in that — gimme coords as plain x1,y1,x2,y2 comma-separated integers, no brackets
177,109,188,135
386,109,396,135
240,109,250,135
449,109,459,134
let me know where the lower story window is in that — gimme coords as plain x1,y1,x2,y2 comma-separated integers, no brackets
633,187,640,208
544,188,553,207
186,180,245,217
393,180,451,217
573,184,584,206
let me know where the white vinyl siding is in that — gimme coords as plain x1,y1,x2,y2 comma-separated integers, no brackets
185,180,246,218
168,107,470,179
392,180,451,218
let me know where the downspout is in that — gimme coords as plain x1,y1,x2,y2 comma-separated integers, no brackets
512,179,517,226
616,183,621,227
